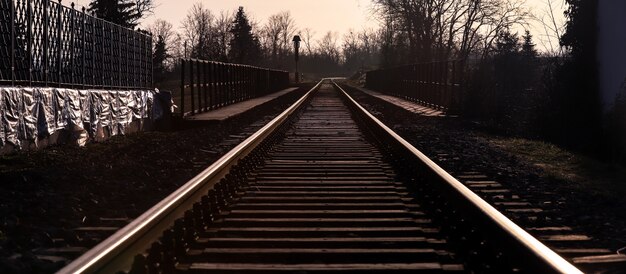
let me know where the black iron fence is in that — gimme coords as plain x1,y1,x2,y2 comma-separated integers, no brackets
179,59,289,116
366,60,464,112
0,0,152,89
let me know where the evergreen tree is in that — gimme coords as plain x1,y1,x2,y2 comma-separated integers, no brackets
152,35,169,82
521,30,537,58
495,30,520,56
493,30,521,114
88,0,141,28
228,7,260,65
520,30,537,81
546,0,602,153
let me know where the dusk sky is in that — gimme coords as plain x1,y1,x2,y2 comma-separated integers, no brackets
71,0,567,52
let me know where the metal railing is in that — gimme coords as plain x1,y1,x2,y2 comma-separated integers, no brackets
179,58,289,117
365,60,464,112
0,0,152,89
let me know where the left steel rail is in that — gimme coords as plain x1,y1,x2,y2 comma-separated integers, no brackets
58,80,322,274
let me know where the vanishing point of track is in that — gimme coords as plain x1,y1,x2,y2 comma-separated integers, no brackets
60,80,582,273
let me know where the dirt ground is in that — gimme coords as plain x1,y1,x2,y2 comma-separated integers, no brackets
343,85,626,254
0,85,309,273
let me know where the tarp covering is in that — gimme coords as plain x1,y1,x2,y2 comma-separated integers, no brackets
0,87,160,149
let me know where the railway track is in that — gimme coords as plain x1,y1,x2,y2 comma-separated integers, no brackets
60,80,582,273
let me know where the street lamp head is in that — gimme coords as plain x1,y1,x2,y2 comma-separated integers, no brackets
293,35,301,49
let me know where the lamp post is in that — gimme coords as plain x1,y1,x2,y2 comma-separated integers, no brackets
292,35,301,83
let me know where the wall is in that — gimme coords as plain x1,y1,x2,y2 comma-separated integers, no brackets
598,1,626,111
0,87,168,154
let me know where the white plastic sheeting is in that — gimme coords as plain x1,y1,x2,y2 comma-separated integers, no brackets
0,87,159,149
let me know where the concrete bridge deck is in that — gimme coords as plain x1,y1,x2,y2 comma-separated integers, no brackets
186,87,298,122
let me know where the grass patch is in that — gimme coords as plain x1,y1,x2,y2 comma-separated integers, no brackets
487,136,626,199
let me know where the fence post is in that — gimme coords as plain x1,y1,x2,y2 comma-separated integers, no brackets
143,32,148,88
219,63,225,107
130,26,135,88
189,59,195,115
226,63,231,104
10,0,15,85
148,34,152,88
234,65,239,102
231,64,236,102
43,0,49,85
57,0,62,87
27,0,32,85
237,65,242,102
202,60,206,110
209,61,214,110
69,3,75,87
180,59,185,116
247,66,251,99
203,61,208,112
91,17,96,88
81,7,85,88
442,61,450,110
108,25,113,88
215,62,220,107
196,59,202,112
226,63,230,103
117,25,121,88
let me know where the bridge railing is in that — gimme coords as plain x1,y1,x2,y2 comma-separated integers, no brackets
365,60,464,112
0,0,152,89
179,59,289,117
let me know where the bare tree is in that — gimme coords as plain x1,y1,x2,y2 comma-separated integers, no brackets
148,19,176,68
372,0,530,64
215,10,234,61
343,29,360,69
301,28,316,55
181,3,211,59
148,19,174,48
180,3,230,60
260,11,297,68
261,13,283,64
277,11,298,55
132,0,155,24
318,31,340,63
358,28,381,68
533,0,565,56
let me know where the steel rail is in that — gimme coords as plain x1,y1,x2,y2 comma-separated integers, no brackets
58,80,323,274
332,80,583,274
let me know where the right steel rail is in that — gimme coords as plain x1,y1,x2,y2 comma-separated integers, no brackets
333,80,582,274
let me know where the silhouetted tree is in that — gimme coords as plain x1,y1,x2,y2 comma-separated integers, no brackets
544,0,602,153
88,0,153,28
152,35,169,82
521,30,537,58
181,3,227,60
259,11,297,69
228,7,260,65
372,0,530,66
491,31,521,120
148,19,176,69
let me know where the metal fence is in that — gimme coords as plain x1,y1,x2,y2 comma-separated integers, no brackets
366,60,464,112
180,59,289,116
0,0,152,89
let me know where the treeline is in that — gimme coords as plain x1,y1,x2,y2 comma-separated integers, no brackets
147,3,384,81
372,0,530,65
87,0,625,161
372,0,626,162
84,0,384,82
